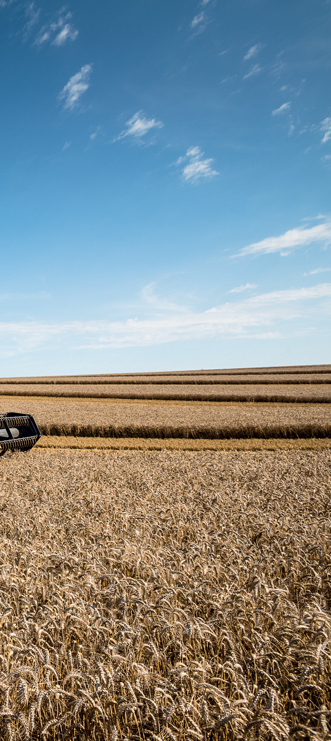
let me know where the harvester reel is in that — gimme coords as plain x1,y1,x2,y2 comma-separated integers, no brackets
0,413,41,456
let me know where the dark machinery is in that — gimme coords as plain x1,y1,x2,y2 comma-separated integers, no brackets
0,413,41,456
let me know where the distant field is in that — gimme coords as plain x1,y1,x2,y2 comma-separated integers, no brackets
1,365,330,446
2,363,331,380
0,449,329,739
1,373,331,384
1,382,331,402
2,397,330,438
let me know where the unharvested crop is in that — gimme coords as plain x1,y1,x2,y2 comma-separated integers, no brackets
1,382,331,402
0,398,331,438
0,449,329,740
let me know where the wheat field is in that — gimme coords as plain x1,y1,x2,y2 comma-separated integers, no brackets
1,383,331,402
0,398,331,439
0,449,329,740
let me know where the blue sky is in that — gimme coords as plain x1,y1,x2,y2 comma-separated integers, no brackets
1,0,330,374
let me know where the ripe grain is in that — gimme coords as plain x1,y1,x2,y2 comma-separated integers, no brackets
0,449,329,739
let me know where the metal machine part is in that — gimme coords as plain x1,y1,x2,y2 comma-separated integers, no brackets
0,413,41,456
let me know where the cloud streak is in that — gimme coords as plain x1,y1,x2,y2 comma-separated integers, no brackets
272,102,291,116
304,267,331,276
243,64,262,80
228,283,257,293
176,146,218,184
113,111,164,143
58,65,92,110
244,43,263,61
191,11,205,28
237,219,331,257
0,283,330,356
35,10,78,46
321,117,331,144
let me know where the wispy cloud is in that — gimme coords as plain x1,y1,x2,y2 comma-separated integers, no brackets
321,117,331,144
113,111,164,143
304,267,331,276
0,291,49,301
237,219,331,257
228,283,257,293
141,283,188,313
1,283,330,356
243,64,262,80
272,102,291,116
23,1,40,37
176,146,218,184
35,10,78,46
90,126,101,141
58,65,92,111
243,43,263,61
191,11,205,28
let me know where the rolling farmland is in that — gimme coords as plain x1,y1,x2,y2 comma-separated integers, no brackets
0,366,330,739
0,365,330,446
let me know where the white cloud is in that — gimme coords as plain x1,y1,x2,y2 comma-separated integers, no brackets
238,219,331,257
58,64,92,110
141,283,187,312
201,0,211,4
0,283,329,355
272,102,291,116
176,146,218,184
243,64,262,80
113,111,164,143
244,43,263,61
228,283,257,293
90,126,101,141
321,117,331,144
53,23,78,45
304,267,331,276
23,1,40,36
35,10,78,46
191,11,205,28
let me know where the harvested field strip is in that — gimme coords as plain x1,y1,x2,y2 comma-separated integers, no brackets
36,434,331,450
1,397,330,438
0,449,330,740
0,382,331,402
1,373,331,384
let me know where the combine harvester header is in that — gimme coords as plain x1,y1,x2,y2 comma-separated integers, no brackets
0,413,40,456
